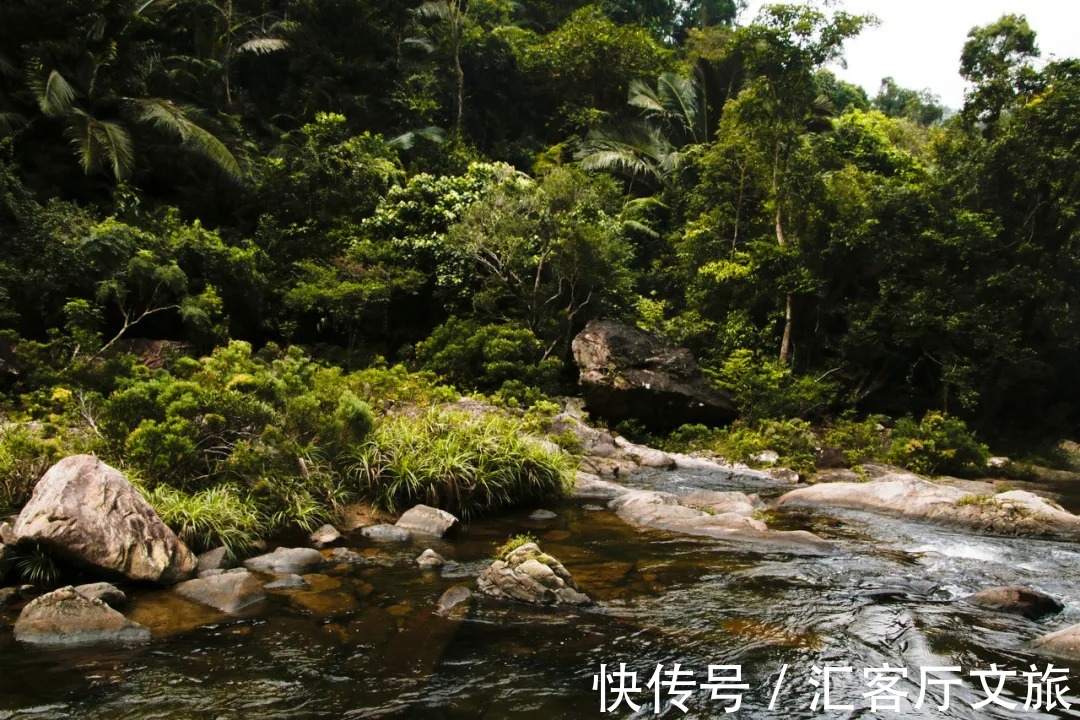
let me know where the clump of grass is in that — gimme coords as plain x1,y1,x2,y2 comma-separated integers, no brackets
350,408,573,519
957,493,998,508
752,508,776,524
144,484,263,556
495,533,538,559
15,543,61,587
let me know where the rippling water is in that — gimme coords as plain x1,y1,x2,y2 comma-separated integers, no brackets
3,467,1080,719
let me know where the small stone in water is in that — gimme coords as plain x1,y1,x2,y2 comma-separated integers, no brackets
529,510,557,521
265,574,308,590
309,524,342,548
416,549,445,568
361,525,412,542
436,585,472,615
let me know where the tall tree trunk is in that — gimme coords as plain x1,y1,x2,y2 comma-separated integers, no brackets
773,142,793,364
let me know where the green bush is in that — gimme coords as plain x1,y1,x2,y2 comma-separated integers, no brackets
885,411,990,477
823,414,890,466
714,349,835,421
0,423,87,515
350,408,573,518
98,341,374,548
416,317,563,400
714,419,818,475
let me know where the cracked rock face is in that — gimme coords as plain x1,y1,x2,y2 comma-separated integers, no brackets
477,543,591,606
13,455,196,584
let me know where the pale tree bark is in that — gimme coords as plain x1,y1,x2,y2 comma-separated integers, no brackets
773,141,793,365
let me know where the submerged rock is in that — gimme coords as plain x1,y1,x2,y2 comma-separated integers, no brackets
1033,624,1080,661
529,510,558,521
74,582,126,609
477,543,591,606
571,319,736,431
13,455,197,584
328,548,371,566
175,570,266,614
436,585,473,615
244,547,326,574
395,505,459,537
776,472,1080,538
966,586,1064,619
416,549,446,568
309,524,342,548
14,586,151,646
264,573,308,590
361,525,412,542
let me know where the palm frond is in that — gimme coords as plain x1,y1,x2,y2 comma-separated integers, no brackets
576,121,675,185
66,109,135,180
415,1,451,21
133,98,243,180
401,36,435,53
387,125,446,149
29,67,77,118
0,111,27,136
238,37,290,55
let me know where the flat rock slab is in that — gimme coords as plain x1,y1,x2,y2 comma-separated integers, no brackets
966,586,1064,619
244,547,326,574
529,510,558,521
776,472,1080,538
361,525,412,542
611,489,833,555
175,570,266,614
477,543,591,606
395,505,459,537
14,586,151,646
14,455,196,584
571,473,630,500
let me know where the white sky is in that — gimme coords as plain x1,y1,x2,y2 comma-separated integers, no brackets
740,1,1080,109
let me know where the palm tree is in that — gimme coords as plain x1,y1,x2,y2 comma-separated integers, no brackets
576,72,708,189
3,1,243,183
414,0,470,131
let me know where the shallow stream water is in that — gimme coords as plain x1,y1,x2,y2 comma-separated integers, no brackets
3,467,1080,719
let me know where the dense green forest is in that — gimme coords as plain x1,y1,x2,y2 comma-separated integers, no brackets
0,0,1078,545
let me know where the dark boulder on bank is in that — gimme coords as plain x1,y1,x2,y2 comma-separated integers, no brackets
571,320,736,430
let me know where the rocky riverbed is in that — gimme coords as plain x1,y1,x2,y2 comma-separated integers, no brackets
3,450,1080,717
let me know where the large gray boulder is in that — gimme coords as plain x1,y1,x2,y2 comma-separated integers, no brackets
776,472,1080,538
571,320,736,430
244,547,326,574
477,543,591,606
13,586,151,645
395,505,459,537
175,570,266,614
13,456,197,584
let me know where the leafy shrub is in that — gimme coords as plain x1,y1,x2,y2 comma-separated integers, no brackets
713,419,818,475
714,349,835,421
0,423,87,514
99,341,374,547
823,414,890,467
350,408,572,518
885,411,990,477
349,360,458,410
416,317,562,398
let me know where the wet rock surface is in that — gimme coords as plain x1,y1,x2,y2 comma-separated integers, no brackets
197,547,234,573
966,585,1064,619
13,455,197,584
361,525,412,542
395,505,459,537
74,582,127,609
244,547,326,574
309,524,342,548
415,549,445,568
477,543,592,606
175,570,266,614
776,472,1080,538
13,586,151,646
435,585,472,615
